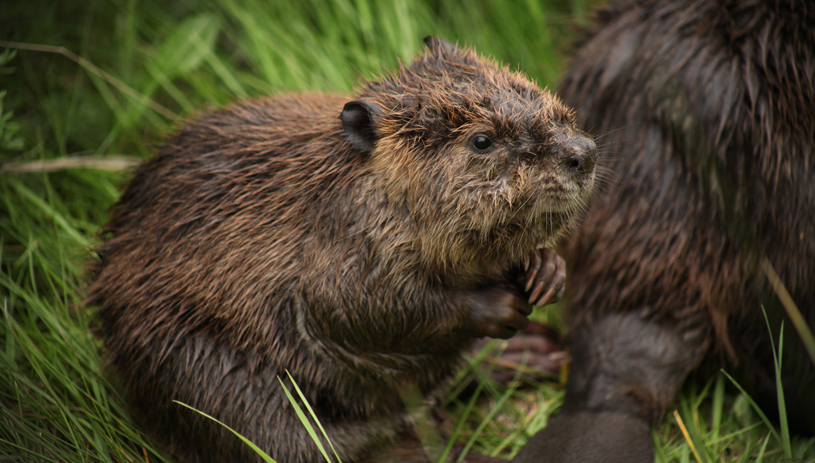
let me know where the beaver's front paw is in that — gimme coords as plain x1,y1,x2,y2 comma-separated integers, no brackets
464,285,531,339
521,247,566,307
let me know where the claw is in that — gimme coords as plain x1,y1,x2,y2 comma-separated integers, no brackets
536,286,557,306
525,252,541,292
537,256,565,306
529,275,548,304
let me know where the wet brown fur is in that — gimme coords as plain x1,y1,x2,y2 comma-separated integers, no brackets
516,0,814,461
89,40,596,463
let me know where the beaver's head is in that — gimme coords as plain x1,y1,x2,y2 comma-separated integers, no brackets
340,37,597,276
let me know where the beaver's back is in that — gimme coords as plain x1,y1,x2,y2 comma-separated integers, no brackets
92,93,359,359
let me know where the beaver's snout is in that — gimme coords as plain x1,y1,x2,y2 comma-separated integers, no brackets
553,132,597,175
564,135,597,174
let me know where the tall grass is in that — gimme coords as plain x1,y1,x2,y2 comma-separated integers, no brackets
1,0,813,462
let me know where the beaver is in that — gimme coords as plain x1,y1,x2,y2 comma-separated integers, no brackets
89,37,596,463
511,0,815,462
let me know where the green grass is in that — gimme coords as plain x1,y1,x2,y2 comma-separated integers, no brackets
0,0,813,462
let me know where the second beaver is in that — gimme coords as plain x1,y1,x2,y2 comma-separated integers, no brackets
89,38,596,463
513,0,815,462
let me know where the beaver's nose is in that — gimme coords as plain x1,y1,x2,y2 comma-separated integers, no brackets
553,132,597,174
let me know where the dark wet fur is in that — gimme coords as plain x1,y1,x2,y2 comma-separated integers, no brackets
516,0,815,461
89,39,596,463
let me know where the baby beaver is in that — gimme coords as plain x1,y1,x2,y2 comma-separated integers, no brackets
89,37,596,463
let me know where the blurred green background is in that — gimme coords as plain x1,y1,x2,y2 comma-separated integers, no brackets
1,0,812,461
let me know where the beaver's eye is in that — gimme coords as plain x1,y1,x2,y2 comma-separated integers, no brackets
471,134,493,151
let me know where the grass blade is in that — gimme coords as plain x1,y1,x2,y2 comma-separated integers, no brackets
173,401,277,463
277,376,334,463
284,371,342,463
762,310,792,458
753,432,772,463
720,370,780,444
673,410,709,463
0,40,177,120
761,258,815,367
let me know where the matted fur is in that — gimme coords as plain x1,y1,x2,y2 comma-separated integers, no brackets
90,39,595,463
520,0,815,461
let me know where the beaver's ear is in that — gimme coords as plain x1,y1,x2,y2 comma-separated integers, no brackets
341,100,382,154
424,36,457,54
